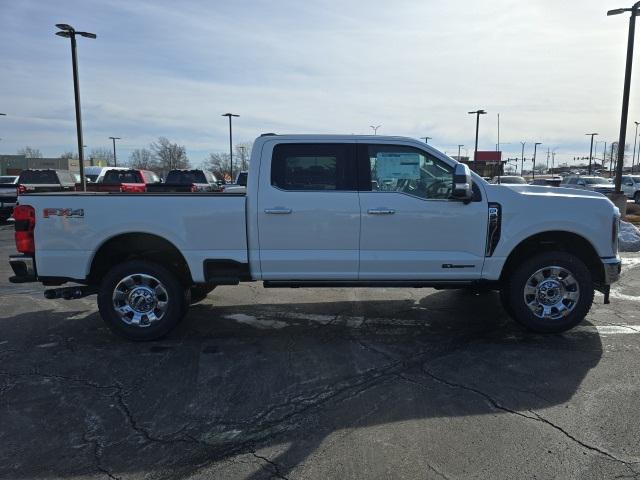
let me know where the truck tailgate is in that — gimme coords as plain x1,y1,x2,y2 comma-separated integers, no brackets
21,193,247,283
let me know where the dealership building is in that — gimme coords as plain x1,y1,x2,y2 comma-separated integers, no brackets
0,155,81,176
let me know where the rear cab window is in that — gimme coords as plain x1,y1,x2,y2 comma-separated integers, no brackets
166,170,206,184
103,170,143,184
18,170,59,184
271,143,357,191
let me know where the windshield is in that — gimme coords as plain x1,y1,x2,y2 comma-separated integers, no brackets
499,176,526,184
632,176,640,183
86,174,99,183
584,177,610,185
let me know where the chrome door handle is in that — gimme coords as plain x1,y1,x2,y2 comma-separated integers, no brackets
264,207,292,214
367,208,395,215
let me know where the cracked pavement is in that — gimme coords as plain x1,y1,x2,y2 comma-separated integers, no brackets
1,224,640,479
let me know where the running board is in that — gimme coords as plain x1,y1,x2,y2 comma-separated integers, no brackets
263,280,483,289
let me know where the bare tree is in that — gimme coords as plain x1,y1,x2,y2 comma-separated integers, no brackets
129,149,155,170
60,151,77,160
89,147,114,166
18,147,42,158
150,137,189,176
203,152,231,181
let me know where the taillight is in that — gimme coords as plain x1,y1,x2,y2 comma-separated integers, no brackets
190,184,197,192
17,184,27,194
14,205,35,254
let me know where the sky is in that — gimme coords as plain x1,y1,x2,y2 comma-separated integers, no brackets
1,0,639,168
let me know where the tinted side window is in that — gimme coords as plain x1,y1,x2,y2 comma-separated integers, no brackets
364,144,454,200
18,170,58,184
271,143,356,191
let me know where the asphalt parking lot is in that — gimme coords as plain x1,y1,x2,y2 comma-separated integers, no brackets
1,224,640,480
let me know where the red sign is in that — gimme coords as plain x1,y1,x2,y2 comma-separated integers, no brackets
474,151,502,162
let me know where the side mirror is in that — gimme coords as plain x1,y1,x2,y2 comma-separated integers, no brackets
451,163,473,202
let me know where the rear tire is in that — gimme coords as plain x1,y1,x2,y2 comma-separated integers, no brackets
503,251,594,333
97,260,187,341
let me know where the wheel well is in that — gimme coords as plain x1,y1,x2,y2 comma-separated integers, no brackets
89,233,193,286
501,231,603,284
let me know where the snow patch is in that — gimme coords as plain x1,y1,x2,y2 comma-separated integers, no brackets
224,314,287,329
619,221,640,252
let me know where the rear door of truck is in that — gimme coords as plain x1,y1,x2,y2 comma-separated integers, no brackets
256,141,360,280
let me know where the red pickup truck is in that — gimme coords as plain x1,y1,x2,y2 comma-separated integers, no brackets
83,169,161,193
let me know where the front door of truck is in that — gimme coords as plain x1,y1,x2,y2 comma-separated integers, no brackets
257,142,360,280
357,142,488,280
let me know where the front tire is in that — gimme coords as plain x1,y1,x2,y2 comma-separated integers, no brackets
504,251,594,333
97,260,187,341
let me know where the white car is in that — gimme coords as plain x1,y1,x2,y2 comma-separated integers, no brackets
83,166,131,183
9,134,621,340
621,175,640,203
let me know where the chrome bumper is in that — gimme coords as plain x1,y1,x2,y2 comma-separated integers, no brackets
602,257,622,285
9,254,36,283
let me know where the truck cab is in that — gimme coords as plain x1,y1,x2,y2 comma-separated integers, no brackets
8,135,621,341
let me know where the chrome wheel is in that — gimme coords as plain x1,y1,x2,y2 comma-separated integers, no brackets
112,273,169,327
523,266,580,320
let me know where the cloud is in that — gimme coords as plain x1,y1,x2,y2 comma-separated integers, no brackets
0,0,637,165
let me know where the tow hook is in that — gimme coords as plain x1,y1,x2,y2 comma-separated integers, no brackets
44,286,97,300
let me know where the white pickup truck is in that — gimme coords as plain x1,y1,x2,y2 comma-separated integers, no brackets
9,135,621,340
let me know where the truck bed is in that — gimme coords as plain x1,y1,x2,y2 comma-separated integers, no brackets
20,192,248,283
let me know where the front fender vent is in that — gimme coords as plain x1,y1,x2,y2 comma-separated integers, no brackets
486,202,501,257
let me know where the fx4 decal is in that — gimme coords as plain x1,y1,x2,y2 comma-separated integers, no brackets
43,208,85,218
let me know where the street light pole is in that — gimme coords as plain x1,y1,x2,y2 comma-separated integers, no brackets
608,3,640,193
632,121,639,173
222,113,239,181
108,136,121,167
468,109,487,165
520,141,526,176
532,142,542,180
55,24,96,192
458,144,464,161
370,125,381,135
586,133,598,174
421,136,432,144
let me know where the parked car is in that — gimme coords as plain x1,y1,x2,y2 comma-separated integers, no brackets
561,176,615,195
220,170,248,193
621,175,640,203
9,134,621,341
84,166,131,184
0,175,18,221
146,169,221,193
84,169,161,193
16,169,76,194
529,177,562,187
490,176,527,185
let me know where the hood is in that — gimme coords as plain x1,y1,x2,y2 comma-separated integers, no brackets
488,183,614,200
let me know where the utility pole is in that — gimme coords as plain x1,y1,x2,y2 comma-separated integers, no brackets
520,141,525,176
55,24,96,192
546,147,550,171
108,136,120,167
608,3,640,193
497,113,500,152
222,113,239,181
532,142,542,180
457,144,464,161
632,121,639,173
468,109,487,165
586,133,598,174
